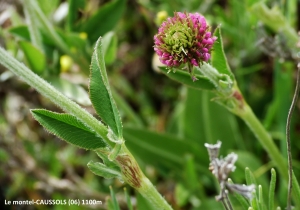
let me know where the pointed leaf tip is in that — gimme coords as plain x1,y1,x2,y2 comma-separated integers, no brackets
89,37,123,139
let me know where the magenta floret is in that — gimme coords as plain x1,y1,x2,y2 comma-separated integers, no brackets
154,12,217,68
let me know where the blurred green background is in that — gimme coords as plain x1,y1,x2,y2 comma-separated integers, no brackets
0,0,300,209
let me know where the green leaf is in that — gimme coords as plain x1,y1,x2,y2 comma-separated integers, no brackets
258,185,265,210
31,109,107,149
87,161,121,179
211,27,234,79
80,0,126,43
179,89,241,153
102,31,118,65
9,26,31,41
90,37,123,138
183,155,202,193
95,149,119,169
160,67,215,91
123,126,209,175
58,30,88,51
48,77,91,106
245,168,259,210
245,167,257,187
268,169,276,210
9,25,54,46
19,41,46,75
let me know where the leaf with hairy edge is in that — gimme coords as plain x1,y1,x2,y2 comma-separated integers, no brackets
89,37,123,139
87,161,121,179
211,27,234,79
160,67,215,91
31,109,106,149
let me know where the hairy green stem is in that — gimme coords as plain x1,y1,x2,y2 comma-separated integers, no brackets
0,46,112,148
238,101,287,180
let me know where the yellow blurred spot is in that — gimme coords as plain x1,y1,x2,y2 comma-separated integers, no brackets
155,11,168,26
60,55,73,72
79,32,88,40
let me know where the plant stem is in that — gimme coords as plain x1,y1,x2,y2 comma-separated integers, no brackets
117,146,173,210
238,102,287,180
286,65,300,209
0,46,112,148
139,177,173,210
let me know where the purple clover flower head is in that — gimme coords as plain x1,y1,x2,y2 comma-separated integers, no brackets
154,12,217,68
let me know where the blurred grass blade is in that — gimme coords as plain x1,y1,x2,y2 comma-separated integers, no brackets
80,0,126,43
211,27,234,79
245,167,259,210
31,109,107,149
109,186,120,210
48,77,91,106
23,1,43,52
258,185,265,210
245,167,257,186
160,67,215,91
90,37,123,139
183,155,204,197
124,188,133,210
175,183,190,207
87,161,121,179
292,171,300,207
268,168,276,210
24,0,69,53
19,41,46,75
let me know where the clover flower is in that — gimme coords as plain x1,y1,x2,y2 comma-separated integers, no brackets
154,12,217,71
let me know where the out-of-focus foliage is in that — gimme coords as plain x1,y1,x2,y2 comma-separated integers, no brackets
0,0,300,209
